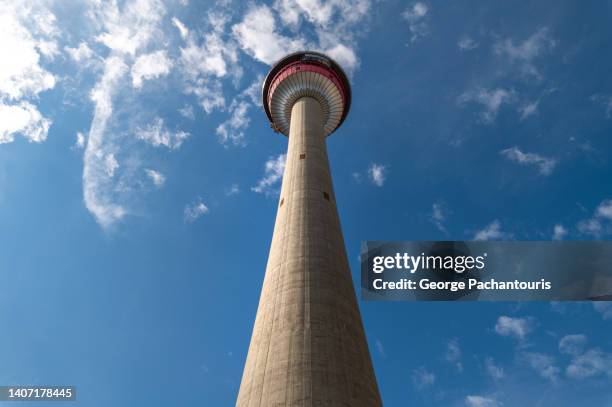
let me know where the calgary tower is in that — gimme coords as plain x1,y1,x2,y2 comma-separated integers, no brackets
236,51,382,406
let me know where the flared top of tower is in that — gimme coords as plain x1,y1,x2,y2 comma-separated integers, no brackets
262,51,352,137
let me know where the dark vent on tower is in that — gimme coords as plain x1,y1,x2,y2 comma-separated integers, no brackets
323,192,330,201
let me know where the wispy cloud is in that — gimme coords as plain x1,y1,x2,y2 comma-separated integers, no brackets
73,131,86,150
458,88,515,124
553,224,567,240
465,395,502,407
591,94,612,118
494,28,556,79
473,220,507,241
252,154,286,196
523,352,560,383
494,315,533,340
216,100,250,147
519,100,539,120
458,36,478,51
172,17,189,40
83,56,130,228
446,339,463,371
559,334,588,356
131,50,172,88
233,5,306,65
375,339,386,358
65,42,95,63
225,183,240,196
500,146,557,176
484,357,505,380
179,104,195,120
412,367,435,389
82,0,170,229
431,201,448,233
184,197,209,222
145,168,165,188
136,117,190,150
577,199,612,236
368,163,387,187
566,348,612,380
593,302,612,320
402,2,430,43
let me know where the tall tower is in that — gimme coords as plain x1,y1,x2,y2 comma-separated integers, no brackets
236,51,382,407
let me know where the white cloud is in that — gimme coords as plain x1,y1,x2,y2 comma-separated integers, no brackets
276,0,334,27
0,3,56,147
271,0,370,75
559,334,588,356
274,0,302,27
93,0,166,56
557,332,612,380
180,31,237,79
216,100,250,147
131,50,172,88
252,154,286,195
242,77,263,105
233,5,307,65
593,302,612,320
411,367,435,389
591,94,612,118
74,131,86,150
474,220,507,241
368,163,387,187
484,357,505,380
596,199,612,220
494,28,556,79
577,199,612,237
500,146,557,176
0,102,51,144
325,43,359,72
566,348,612,380
577,218,603,236
465,395,502,407
402,2,429,43
82,0,167,228
104,153,119,177
375,339,386,358
83,56,129,228
523,352,560,383
179,104,195,119
553,224,567,240
65,42,95,63
274,0,371,34
145,168,165,187
458,36,478,51
225,183,240,196
458,88,515,123
519,100,539,120
0,4,57,100
446,339,463,371
136,117,190,150
175,13,240,116
184,197,209,222
185,80,225,114
172,17,189,40
494,315,532,340
431,201,448,233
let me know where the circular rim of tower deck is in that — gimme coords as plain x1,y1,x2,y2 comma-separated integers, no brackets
262,51,352,137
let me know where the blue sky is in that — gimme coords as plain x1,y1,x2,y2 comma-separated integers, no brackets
1,0,612,406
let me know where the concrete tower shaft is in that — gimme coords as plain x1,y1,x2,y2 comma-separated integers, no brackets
236,52,382,406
